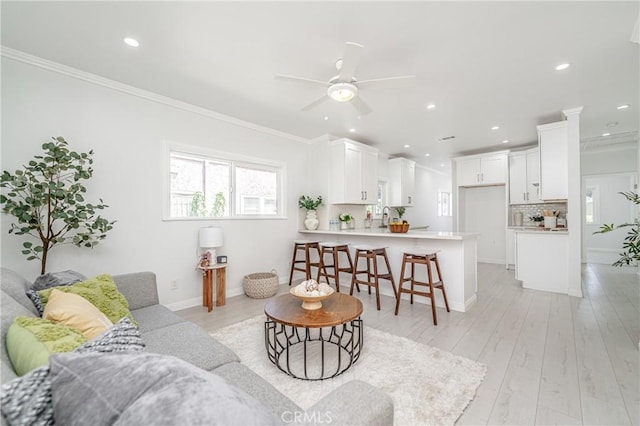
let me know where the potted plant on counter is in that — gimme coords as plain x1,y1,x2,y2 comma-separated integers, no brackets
298,195,322,230
338,213,353,230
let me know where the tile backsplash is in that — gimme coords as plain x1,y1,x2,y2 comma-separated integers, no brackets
509,202,567,227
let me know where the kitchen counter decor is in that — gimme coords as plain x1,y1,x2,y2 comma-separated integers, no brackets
388,222,410,233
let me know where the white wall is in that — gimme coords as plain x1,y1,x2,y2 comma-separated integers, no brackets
405,165,453,231
1,58,309,309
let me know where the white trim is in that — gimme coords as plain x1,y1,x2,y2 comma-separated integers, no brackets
1,46,308,145
163,298,202,312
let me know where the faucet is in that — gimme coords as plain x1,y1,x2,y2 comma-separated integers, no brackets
380,206,391,227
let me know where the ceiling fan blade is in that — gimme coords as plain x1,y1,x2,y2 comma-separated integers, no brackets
338,42,363,82
301,95,330,111
357,75,417,90
350,96,372,115
275,74,328,87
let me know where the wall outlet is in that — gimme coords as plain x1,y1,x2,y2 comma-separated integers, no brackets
170,280,178,290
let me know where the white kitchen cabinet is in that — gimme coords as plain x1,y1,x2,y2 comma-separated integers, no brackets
388,158,416,206
509,148,540,204
515,230,568,293
329,138,379,204
537,121,568,200
455,152,508,187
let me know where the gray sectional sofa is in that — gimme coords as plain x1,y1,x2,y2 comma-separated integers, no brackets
1,268,394,425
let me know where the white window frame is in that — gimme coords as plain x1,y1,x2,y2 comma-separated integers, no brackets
584,184,600,225
162,141,286,221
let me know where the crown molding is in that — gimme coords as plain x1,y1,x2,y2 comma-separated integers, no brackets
1,46,308,145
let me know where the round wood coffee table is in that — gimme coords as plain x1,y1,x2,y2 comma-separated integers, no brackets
264,293,363,381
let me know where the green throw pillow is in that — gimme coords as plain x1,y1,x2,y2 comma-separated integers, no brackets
38,274,136,325
6,316,87,376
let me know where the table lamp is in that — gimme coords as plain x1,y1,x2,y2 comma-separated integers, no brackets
199,226,224,266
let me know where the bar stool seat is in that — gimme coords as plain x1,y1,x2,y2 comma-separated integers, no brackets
288,240,321,286
317,242,354,292
350,245,397,310
394,248,450,325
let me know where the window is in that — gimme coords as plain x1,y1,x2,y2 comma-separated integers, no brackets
438,191,452,217
585,185,600,224
367,180,388,219
165,143,284,219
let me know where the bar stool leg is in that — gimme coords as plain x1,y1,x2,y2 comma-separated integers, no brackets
394,254,408,315
350,251,361,295
372,252,381,310
288,244,300,286
410,260,415,304
332,248,341,292
381,249,398,299
433,254,450,312
426,258,438,325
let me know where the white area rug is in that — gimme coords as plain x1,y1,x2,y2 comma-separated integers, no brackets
211,316,486,425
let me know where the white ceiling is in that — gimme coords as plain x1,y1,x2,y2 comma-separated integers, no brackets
2,1,638,169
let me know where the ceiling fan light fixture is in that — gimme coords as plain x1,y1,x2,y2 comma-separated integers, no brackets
327,83,357,102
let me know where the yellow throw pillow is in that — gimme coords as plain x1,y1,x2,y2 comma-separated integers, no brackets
43,289,113,340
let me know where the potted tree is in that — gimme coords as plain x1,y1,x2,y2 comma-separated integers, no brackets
298,195,322,230
0,137,115,274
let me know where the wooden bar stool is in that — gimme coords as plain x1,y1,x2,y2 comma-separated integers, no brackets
350,245,397,310
288,240,321,286
317,242,354,292
394,249,450,325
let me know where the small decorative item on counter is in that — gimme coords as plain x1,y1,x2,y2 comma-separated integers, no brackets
364,211,372,229
529,214,544,226
198,251,212,268
299,195,323,230
338,213,352,230
395,206,407,219
542,210,558,229
389,207,409,233
329,219,340,231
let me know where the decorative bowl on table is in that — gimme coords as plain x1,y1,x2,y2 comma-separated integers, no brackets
388,222,410,233
290,280,335,310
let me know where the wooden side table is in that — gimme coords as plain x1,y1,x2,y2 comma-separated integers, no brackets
197,263,227,312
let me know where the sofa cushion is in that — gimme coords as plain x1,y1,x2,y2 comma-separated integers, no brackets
6,317,87,376
42,289,113,340
214,361,300,421
130,304,184,333
0,366,53,426
1,292,37,383
0,268,39,316
142,322,239,371
37,275,135,324
26,270,86,315
1,318,145,425
49,352,280,426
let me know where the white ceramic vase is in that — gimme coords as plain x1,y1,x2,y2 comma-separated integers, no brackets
304,210,319,230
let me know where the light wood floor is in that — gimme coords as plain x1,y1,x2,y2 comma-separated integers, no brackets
177,263,639,425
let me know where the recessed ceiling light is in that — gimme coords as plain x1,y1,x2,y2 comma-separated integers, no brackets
606,121,618,127
324,116,329,121
123,37,139,47
502,139,509,144
440,163,445,167
349,128,356,133
491,126,500,130
426,104,436,110
403,144,410,148
602,132,611,137
357,115,362,120
555,63,570,71
616,104,630,110
424,153,431,157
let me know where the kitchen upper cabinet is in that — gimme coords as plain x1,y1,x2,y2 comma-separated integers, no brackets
509,148,540,204
329,139,379,204
537,121,568,200
455,152,508,187
388,158,415,206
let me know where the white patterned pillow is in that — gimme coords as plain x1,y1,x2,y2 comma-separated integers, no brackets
0,318,144,425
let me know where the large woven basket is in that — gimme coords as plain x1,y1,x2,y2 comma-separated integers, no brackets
243,271,279,299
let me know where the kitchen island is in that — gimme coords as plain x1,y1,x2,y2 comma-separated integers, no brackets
299,228,479,312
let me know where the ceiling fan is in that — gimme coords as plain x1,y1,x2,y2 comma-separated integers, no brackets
276,42,416,115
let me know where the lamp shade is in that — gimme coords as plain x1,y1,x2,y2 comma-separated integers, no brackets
199,226,224,248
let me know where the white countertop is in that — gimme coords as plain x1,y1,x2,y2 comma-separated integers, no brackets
512,226,569,235
299,228,479,240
